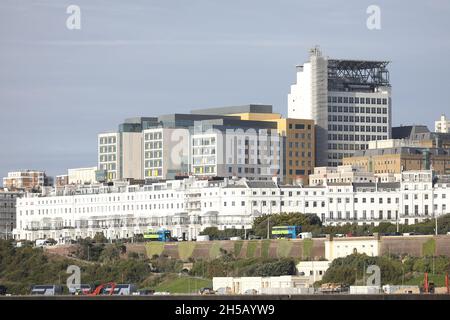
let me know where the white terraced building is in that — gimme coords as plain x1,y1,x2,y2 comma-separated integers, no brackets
13,170,450,243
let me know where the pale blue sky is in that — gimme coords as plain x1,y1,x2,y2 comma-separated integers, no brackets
1,0,449,179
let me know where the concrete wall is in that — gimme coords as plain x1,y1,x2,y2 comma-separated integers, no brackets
125,235,450,262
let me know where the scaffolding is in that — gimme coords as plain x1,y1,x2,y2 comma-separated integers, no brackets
328,59,390,92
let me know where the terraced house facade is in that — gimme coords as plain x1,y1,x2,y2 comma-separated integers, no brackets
13,170,449,243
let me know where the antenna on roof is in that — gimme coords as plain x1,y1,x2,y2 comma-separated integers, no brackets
309,45,322,57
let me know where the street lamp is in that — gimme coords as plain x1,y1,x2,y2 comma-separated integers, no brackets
435,212,438,236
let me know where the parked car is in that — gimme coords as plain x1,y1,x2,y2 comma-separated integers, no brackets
383,232,401,236
299,232,313,239
215,287,232,295
135,289,155,296
199,287,215,295
35,239,54,247
153,291,170,295
68,284,94,295
244,289,258,295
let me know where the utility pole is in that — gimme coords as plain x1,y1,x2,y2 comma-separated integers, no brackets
435,213,438,236
267,215,270,240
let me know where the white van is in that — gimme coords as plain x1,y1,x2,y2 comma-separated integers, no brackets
299,232,313,239
196,235,210,242
35,239,51,247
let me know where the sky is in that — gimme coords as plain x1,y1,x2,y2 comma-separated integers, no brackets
1,0,449,180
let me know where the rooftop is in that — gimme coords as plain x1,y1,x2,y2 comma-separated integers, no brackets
327,59,390,92
392,125,431,140
190,104,273,115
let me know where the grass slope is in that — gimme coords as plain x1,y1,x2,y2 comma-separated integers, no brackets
246,241,258,258
422,238,436,256
276,239,293,258
145,242,165,258
155,275,212,293
405,273,447,287
178,242,196,261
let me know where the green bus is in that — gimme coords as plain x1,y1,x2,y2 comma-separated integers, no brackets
271,225,302,239
143,229,172,242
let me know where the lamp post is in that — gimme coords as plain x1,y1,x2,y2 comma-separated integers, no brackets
435,211,439,236
396,209,399,234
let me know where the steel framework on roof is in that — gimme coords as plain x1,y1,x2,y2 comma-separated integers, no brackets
328,59,390,91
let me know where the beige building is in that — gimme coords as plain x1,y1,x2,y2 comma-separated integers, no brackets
343,147,450,175
68,167,97,185
309,165,376,186
2,170,50,191
435,114,450,133
324,234,381,261
213,276,312,295
296,260,331,284
392,124,450,149
98,128,145,181
55,175,69,187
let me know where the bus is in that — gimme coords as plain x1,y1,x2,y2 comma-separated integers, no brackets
271,226,302,239
143,229,172,242
30,285,64,295
103,284,138,296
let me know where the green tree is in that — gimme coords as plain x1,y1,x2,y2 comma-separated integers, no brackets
320,253,404,286
241,258,296,277
252,212,322,238
93,232,108,243
199,227,246,240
